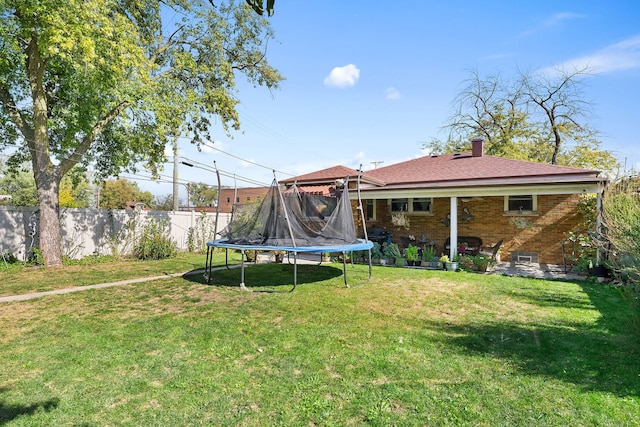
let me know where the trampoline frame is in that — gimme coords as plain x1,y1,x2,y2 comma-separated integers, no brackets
203,167,374,292
204,238,373,292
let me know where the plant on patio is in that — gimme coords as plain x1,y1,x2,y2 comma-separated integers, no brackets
384,243,404,266
371,242,382,264
458,254,475,271
473,255,496,272
405,244,419,265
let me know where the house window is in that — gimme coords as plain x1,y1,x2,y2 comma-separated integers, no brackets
365,199,376,221
412,197,432,212
226,197,231,203
391,198,409,212
390,197,432,214
246,196,251,201
236,197,240,203
505,195,537,214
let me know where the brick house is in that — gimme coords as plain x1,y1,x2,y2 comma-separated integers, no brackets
217,187,270,214
280,139,607,264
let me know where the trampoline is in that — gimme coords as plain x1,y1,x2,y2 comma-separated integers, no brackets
205,172,374,292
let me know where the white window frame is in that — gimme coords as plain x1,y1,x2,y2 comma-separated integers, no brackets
504,195,537,215
389,197,433,215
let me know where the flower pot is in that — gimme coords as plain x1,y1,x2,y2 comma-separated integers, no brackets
395,257,407,267
445,261,459,271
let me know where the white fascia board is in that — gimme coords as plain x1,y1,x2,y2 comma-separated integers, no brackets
353,182,604,199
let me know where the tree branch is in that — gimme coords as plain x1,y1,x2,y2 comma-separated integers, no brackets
0,86,34,144
60,100,130,175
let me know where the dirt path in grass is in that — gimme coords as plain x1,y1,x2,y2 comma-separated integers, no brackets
0,266,242,303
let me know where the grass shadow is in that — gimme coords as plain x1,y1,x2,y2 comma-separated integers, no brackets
0,387,59,425
181,262,346,290
430,280,640,397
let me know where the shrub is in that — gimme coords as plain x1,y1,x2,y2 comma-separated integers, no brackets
1,251,19,265
133,219,177,260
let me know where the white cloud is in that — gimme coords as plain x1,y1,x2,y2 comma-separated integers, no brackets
384,87,401,100
552,35,640,74
519,12,585,38
543,12,585,27
323,64,360,88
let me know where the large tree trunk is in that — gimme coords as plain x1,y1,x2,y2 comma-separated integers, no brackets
27,35,63,267
34,169,63,267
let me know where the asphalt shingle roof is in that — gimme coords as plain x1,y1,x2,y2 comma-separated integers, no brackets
364,152,601,185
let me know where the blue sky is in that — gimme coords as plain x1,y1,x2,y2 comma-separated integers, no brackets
139,0,640,198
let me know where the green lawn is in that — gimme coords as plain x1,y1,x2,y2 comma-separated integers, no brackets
1,257,638,426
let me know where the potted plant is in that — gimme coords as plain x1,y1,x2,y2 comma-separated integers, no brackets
421,245,437,268
473,255,496,272
371,242,382,265
405,244,419,266
441,254,459,271
458,254,475,271
385,243,403,266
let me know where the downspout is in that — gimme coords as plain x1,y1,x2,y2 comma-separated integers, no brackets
450,196,458,261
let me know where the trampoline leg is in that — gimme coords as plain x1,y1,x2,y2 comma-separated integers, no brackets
342,251,348,287
240,251,248,291
290,253,297,292
205,246,214,285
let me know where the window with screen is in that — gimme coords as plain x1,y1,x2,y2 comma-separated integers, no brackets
506,195,536,214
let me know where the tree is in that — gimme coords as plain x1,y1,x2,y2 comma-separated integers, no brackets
58,168,92,208
188,182,218,207
430,67,619,173
153,194,177,211
245,0,275,16
99,178,153,210
0,162,37,206
0,1,283,266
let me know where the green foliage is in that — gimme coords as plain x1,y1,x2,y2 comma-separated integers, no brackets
383,242,402,259
0,0,283,265
0,162,38,206
188,182,218,207
422,244,436,260
27,247,44,266
100,178,153,209
1,251,19,265
601,178,640,334
370,242,382,259
405,244,419,261
133,219,177,260
187,212,217,253
602,180,640,282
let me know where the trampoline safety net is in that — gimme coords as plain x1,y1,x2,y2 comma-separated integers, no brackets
222,179,360,248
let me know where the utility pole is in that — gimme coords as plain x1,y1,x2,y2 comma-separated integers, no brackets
172,139,179,211
370,161,384,169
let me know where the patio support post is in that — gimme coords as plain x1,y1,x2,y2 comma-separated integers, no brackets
450,196,458,260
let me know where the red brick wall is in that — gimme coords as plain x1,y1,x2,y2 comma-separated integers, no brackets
356,194,583,264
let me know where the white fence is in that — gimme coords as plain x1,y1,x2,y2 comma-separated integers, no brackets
0,206,231,261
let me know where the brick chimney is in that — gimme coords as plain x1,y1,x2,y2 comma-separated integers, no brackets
471,138,484,157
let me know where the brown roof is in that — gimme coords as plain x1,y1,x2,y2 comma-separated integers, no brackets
363,152,602,187
281,165,387,187
281,165,361,184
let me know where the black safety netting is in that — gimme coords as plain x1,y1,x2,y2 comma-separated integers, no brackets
222,179,360,247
